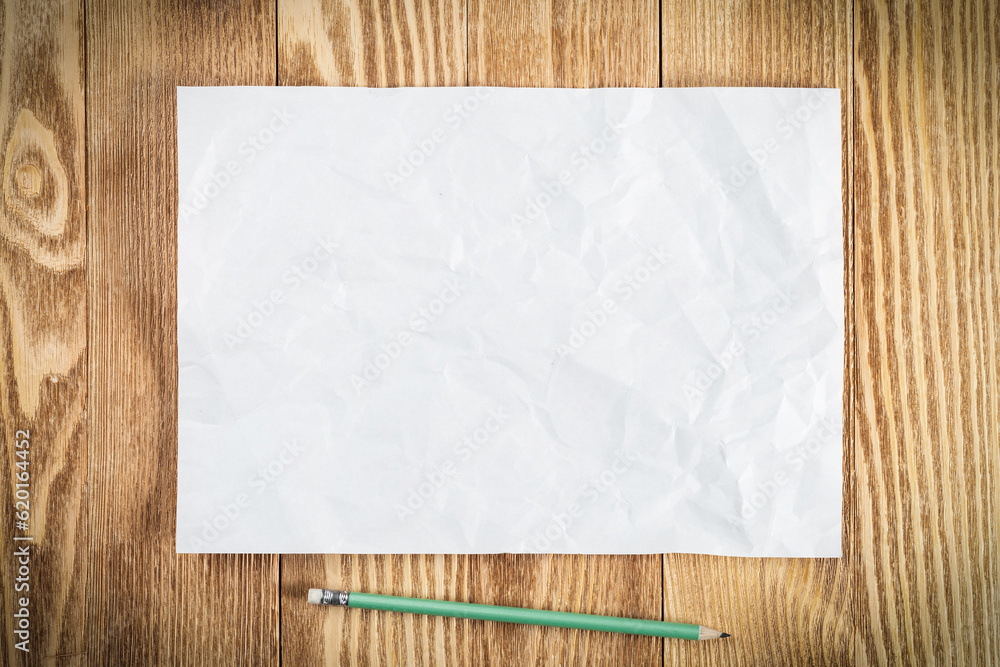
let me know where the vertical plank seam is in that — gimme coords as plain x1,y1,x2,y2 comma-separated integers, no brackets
275,0,279,86
987,0,998,655
658,0,662,87
278,555,282,667
83,0,93,660
656,0,667,667
465,0,469,86
848,0,860,661
657,3,666,665
275,4,282,666
85,0,105,660
658,3,666,666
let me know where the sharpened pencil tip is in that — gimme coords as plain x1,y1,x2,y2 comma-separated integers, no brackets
699,627,730,640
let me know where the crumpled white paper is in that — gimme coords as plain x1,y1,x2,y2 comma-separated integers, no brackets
176,86,842,556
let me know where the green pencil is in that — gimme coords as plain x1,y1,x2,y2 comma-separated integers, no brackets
307,588,729,641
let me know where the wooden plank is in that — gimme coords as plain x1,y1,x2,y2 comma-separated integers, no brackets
661,1,856,665
854,0,1000,663
279,0,466,86
0,1,87,664
85,2,280,664
469,2,661,665
466,4,661,663
469,0,658,87
278,1,661,664
278,1,471,664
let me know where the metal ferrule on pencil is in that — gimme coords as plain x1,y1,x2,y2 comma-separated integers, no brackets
310,589,350,606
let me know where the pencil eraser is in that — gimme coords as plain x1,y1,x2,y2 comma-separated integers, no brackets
307,589,324,605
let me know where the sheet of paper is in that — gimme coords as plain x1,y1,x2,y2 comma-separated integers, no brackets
176,86,843,556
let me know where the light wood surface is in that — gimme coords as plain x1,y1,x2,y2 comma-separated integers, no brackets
1,0,997,664
660,2,857,665
84,2,279,665
0,0,87,663
854,1,999,663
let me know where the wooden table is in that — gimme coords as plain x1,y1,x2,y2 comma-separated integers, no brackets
2,0,997,664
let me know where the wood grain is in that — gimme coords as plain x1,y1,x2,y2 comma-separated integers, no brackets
468,0,658,87
854,0,1000,664
1,0,996,664
0,0,87,664
661,1,857,665
85,1,279,664
278,2,472,664
466,5,663,664
280,0,466,86
278,0,662,665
